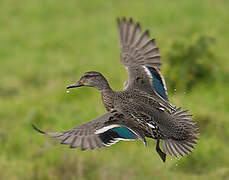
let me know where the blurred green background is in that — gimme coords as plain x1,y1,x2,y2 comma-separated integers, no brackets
0,0,229,179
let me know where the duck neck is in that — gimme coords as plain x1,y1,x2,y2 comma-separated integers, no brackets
99,82,115,111
100,79,113,96
95,76,112,92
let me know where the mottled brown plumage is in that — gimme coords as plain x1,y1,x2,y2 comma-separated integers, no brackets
33,18,198,162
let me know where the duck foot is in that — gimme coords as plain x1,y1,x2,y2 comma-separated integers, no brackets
156,139,166,162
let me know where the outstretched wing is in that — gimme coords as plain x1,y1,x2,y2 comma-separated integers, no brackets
117,17,168,101
33,111,145,150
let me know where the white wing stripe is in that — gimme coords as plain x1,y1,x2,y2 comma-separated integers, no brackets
143,65,153,79
95,124,120,134
147,123,155,129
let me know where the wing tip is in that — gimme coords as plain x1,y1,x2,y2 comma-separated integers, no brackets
117,17,134,25
144,29,150,37
117,17,121,25
129,17,133,24
162,136,198,158
32,124,46,134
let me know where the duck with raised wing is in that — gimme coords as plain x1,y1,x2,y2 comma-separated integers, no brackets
33,18,198,162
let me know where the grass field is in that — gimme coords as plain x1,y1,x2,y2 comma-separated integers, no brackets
0,0,229,179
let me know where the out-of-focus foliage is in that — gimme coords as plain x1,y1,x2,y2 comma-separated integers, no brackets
165,35,218,92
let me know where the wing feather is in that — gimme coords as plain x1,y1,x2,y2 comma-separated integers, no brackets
33,111,145,150
117,17,170,103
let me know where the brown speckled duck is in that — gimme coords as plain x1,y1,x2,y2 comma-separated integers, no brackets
33,17,198,162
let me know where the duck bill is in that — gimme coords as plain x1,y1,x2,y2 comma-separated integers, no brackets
66,81,83,89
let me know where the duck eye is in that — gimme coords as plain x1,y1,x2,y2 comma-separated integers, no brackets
83,75,90,78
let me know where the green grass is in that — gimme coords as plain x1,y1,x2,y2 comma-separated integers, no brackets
0,0,229,179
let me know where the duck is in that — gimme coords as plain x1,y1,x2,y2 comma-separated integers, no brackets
33,17,198,162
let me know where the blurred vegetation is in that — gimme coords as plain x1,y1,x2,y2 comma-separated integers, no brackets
0,0,229,179
165,35,217,92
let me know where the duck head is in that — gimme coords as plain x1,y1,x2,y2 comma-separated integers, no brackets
66,71,111,91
